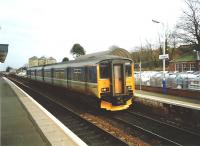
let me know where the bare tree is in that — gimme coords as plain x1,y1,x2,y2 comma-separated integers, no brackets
176,0,200,50
168,30,179,60
157,25,172,54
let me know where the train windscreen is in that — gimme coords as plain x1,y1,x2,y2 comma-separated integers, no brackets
100,63,109,79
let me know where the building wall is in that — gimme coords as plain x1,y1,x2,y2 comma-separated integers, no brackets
168,63,175,71
29,56,57,67
38,58,46,66
46,58,56,64
29,58,38,67
169,61,197,72
197,60,200,71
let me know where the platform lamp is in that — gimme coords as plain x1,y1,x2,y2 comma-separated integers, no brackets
152,19,167,94
193,50,200,60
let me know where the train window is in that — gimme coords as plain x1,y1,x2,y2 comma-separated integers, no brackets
125,64,132,77
31,70,35,76
79,67,85,82
72,67,81,81
55,69,64,79
87,66,97,83
44,70,51,77
37,70,42,77
100,63,109,79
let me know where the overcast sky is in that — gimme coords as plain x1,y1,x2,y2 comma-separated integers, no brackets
0,0,185,70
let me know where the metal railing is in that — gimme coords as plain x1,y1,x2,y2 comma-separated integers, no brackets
134,71,200,91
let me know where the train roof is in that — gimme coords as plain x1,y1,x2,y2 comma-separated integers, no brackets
75,48,132,60
28,55,132,70
28,66,43,70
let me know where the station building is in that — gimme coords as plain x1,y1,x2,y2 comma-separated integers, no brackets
169,53,200,72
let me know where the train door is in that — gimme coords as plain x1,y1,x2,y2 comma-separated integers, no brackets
64,68,68,87
113,64,124,94
34,70,36,80
42,68,44,81
67,67,71,88
85,66,88,92
51,68,54,84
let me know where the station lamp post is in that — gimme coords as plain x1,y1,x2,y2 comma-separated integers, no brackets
193,50,200,60
152,19,167,94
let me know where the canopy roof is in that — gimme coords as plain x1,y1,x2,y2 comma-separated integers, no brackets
0,44,8,63
170,53,197,63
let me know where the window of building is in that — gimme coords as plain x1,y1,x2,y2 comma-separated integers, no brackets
191,63,196,71
176,63,182,72
183,63,190,71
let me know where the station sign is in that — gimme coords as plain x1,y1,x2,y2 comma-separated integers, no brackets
159,54,169,60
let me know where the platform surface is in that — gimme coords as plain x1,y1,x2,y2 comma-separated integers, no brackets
1,77,87,146
135,90,200,110
0,77,48,146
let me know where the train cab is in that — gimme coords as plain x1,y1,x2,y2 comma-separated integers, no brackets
97,57,135,111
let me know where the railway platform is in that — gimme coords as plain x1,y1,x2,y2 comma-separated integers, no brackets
135,90,200,111
0,77,87,146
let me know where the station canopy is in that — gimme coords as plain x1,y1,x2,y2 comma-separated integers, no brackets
75,48,132,61
0,44,8,63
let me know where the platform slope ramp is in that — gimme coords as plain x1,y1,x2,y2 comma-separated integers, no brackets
3,77,88,146
135,90,200,111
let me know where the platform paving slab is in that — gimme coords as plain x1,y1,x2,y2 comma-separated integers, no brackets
0,77,49,146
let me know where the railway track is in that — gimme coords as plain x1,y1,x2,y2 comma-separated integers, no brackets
8,77,129,146
113,109,200,146
9,76,200,146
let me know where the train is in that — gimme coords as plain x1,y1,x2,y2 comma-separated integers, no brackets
27,55,135,111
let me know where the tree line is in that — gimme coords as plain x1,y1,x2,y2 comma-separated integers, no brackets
132,0,200,70
5,0,199,71
62,43,86,62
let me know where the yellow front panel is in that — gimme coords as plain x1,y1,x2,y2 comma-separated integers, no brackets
125,64,135,94
98,79,110,97
97,64,110,98
132,63,135,93
101,99,132,111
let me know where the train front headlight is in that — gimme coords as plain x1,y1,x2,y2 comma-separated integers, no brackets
127,86,132,90
101,88,109,92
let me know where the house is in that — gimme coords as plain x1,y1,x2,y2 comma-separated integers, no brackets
28,56,57,67
29,56,38,67
169,53,200,72
46,57,57,65
38,56,46,66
